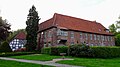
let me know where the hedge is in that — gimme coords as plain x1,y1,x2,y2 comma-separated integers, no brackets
51,46,68,55
91,46,120,58
41,45,120,58
41,47,51,54
0,52,36,57
41,46,68,55
69,44,93,57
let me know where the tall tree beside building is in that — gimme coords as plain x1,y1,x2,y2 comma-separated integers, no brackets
25,5,39,51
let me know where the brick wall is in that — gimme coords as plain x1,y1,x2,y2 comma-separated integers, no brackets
38,28,115,48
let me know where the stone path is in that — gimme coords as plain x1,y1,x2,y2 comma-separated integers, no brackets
0,57,83,67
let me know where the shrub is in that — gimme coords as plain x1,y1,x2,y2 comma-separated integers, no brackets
0,41,12,52
91,46,120,58
51,46,68,55
69,44,93,57
41,47,51,54
0,52,36,57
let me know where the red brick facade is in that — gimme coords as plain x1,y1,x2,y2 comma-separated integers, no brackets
38,13,115,48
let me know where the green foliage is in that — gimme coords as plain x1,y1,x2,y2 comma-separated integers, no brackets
0,41,12,52
69,44,93,57
91,46,120,58
116,16,120,31
0,17,11,43
0,52,36,57
51,46,68,55
25,5,40,51
41,46,68,55
41,47,51,54
109,24,117,34
115,34,120,46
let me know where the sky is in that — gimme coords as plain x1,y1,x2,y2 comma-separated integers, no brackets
0,0,120,31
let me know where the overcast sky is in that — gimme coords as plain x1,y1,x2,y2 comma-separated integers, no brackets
0,0,120,31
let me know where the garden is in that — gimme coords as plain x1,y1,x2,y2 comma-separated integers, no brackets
1,44,120,67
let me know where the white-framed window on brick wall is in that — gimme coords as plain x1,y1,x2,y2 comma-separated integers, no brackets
48,31,52,38
85,33,88,40
90,34,92,40
80,32,82,39
70,31,74,38
94,34,96,40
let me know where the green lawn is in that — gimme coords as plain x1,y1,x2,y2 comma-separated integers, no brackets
57,57,120,67
10,54,120,67
10,54,61,61
0,59,53,67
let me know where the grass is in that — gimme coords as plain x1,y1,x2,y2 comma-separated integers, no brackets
10,54,120,67
57,57,120,67
0,59,53,67
10,54,61,61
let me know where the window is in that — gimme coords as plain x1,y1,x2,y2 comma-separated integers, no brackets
80,32,82,39
104,36,106,41
70,32,74,38
48,31,52,38
107,36,110,41
44,32,47,38
97,35,100,40
85,33,88,40
90,34,92,40
94,34,96,40
111,37,113,41
71,42,74,45
101,35,104,41
61,31,68,36
57,29,68,36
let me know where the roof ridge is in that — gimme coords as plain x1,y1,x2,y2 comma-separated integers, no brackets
54,13,100,24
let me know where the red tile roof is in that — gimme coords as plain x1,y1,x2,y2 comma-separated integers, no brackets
39,13,113,35
15,32,26,39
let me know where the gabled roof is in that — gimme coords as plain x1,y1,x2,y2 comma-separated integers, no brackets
15,32,26,40
39,13,113,35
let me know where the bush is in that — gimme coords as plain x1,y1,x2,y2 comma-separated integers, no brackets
91,46,120,58
0,52,36,57
41,46,68,55
0,41,12,52
51,46,68,55
41,47,51,54
69,44,93,57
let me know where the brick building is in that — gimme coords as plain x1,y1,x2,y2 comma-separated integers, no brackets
38,13,115,48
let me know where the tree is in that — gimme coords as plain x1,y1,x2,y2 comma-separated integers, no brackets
109,24,117,34
115,34,120,46
7,29,26,42
0,41,12,52
116,16,120,31
25,5,39,51
0,17,11,44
